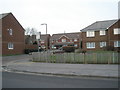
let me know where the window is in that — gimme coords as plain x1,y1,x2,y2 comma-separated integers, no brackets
41,45,45,49
62,39,66,42
86,42,95,48
114,41,120,47
74,44,78,47
70,39,73,42
100,30,106,35
52,40,54,43
86,31,95,37
8,43,14,49
41,40,44,44
8,29,13,35
100,42,106,47
0,30,1,37
74,39,77,41
114,28,120,34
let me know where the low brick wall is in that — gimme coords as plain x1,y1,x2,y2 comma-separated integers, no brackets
25,44,38,49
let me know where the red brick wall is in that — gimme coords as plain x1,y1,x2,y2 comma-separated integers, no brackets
82,20,120,51
108,20,120,47
25,44,38,49
59,36,70,42
2,13,25,55
81,31,108,51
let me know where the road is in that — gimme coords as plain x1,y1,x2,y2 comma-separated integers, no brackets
2,72,118,88
2,54,31,65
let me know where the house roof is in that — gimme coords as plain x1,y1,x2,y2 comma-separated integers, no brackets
41,34,50,40
0,12,25,31
50,32,80,40
0,13,10,19
81,19,118,32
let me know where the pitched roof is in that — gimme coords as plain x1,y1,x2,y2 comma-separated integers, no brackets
50,32,80,40
0,12,25,31
0,13,10,19
81,19,118,32
41,34,50,40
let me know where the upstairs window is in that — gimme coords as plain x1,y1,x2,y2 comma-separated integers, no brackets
52,40,54,43
41,40,44,44
62,39,66,42
86,31,95,37
0,30,1,37
8,29,13,35
100,30,106,35
8,42,14,49
114,28,120,34
74,38,78,42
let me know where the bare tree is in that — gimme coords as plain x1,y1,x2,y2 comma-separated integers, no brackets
25,27,37,36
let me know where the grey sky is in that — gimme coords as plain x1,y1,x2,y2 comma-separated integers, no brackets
0,0,119,35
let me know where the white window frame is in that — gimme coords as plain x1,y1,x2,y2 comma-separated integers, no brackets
114,28,120,34
100,30,106,35
74,44,78,47
41,40,44,44
100,42,106,47
86,31,95,37
74,38,77,42
114,41,120,47
8,29,13,35
8,42,14,49
86,42,95,48
62,39,66,42
70,39,73,42
0,30,1,37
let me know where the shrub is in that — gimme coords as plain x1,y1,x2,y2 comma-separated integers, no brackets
62,46,75,52
103,46,115,51
75,49,86,53
24,49,43,54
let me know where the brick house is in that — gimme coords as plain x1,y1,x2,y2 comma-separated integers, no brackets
40,34,51,49
0,13,25,55
50,32,81,49
81,19,120,51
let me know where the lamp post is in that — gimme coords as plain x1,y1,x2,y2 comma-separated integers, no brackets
36,32,41,52
41,23,48,51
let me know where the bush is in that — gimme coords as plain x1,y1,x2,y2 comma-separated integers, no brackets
62,46,75,52
75,49,86,53
24,49,43,54
103,46,115,51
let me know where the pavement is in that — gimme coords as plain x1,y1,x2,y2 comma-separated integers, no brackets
2,55,119,78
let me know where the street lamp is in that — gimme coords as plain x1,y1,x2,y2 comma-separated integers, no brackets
41,23,48,51
36,32,41,52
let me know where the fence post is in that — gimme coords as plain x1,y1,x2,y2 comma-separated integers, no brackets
108,52,111,64
84,53,86,64
112,52,115,64
74,52,75,63
93,53,97,64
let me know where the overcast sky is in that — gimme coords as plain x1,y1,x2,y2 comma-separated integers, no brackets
0,0,119,35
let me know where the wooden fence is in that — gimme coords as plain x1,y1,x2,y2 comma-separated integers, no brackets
32,52,119,64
